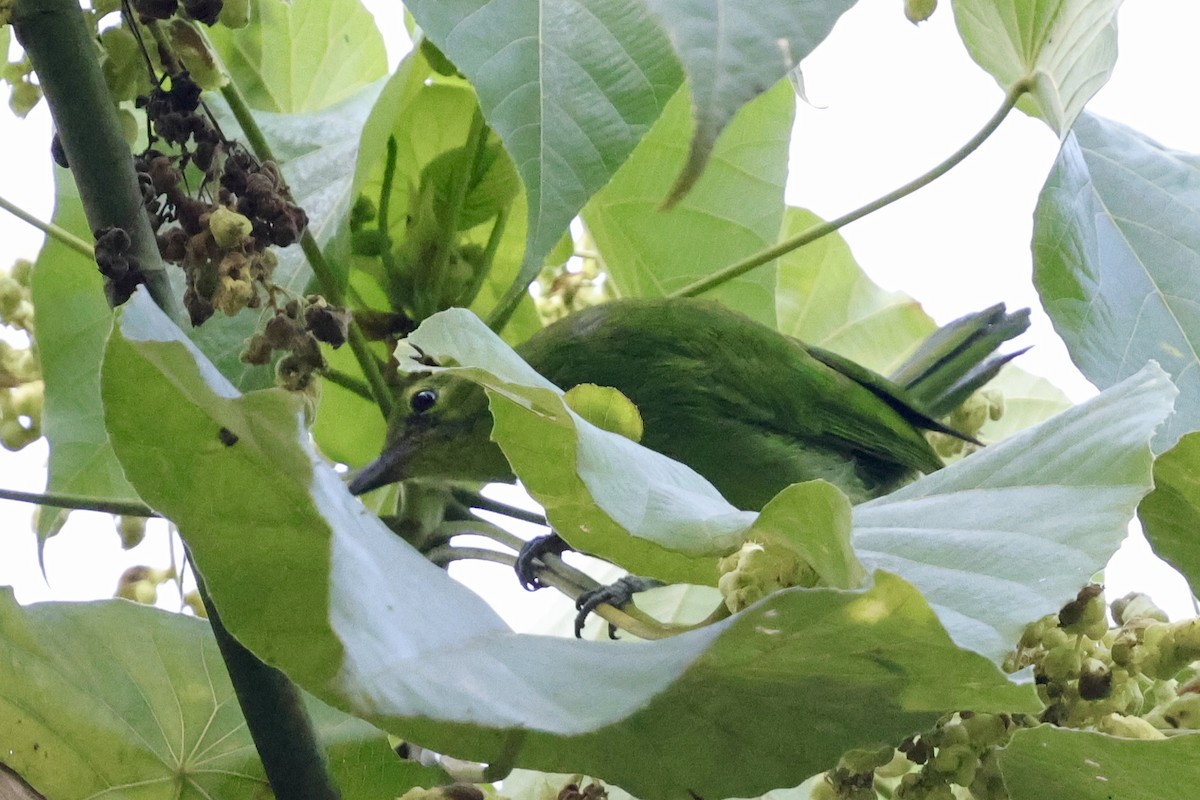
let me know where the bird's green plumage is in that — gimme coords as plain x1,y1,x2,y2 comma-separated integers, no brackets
349,298,1028,510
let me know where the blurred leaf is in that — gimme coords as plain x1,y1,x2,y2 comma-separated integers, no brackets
583,81,793,328
1138,432,1200,594
206,0,387,113
335,47,522,319
856,363,1174,662
30,168,138,541
403,0,683,308
1000,726,1200,800
638,0,855,204
775,207,935,373
0,590,445,800
953,0,1120,134
1034,112,1200,452
102,293,1035,800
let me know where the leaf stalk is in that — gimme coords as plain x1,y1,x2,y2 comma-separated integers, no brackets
671,79,1033,298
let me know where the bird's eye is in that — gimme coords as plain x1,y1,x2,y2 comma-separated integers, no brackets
410,388,438,414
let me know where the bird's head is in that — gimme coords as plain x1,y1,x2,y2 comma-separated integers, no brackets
347,371,513,495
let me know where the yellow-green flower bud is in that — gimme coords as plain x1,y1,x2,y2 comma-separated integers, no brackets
1111,592,1167,624
0,275,24,317
1096,712,1167,740
219,0,250,28
1144,691,1200,730
905,0,937,24
717,541,814,613
209,206,254,248
116,515,148,550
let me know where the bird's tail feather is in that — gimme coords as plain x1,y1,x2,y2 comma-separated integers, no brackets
890,304,1031,418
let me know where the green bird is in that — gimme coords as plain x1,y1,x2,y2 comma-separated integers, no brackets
348,297,1029,511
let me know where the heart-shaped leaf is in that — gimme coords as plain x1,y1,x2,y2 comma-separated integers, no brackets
953,0,1120,135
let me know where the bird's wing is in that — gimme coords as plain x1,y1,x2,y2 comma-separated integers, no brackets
715,340,945,476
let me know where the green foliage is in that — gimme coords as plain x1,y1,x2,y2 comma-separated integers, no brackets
1138,433,1200,593
0,589,446,799
205,0,388,113
1034,112,1200,452
7,0,1200,797
403,0,683,305
583,82,792,327
999,727,1200,799
30,170,138,542
953,0,1120,134
637,0,857,204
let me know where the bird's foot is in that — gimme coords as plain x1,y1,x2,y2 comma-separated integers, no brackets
514,533,569,591
575,576,665,639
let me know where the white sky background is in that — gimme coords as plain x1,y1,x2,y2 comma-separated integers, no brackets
0,1,1196,621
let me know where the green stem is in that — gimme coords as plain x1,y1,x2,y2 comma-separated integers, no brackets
0,195,94,259
376,136,405,305
378,137,398,244
195,569,341,800
216,55,394,418
484,256,530,334
458,205,509,309
12,0,187,327
320,367,373,401
427,106,487,310
0,486,156,517
670,79,1032,299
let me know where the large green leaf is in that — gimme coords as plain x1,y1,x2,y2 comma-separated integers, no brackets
583,81,792,328
1034,112,1200,452
102,292,1036,800
193,80,385,389
206,0,387,113
638,0,856,203
30,169,139,537
0,590,444,800
403,0,683,307
855,363,1174,662
1137,431,1200,593
952,0,1120,135
1000,726,1200,800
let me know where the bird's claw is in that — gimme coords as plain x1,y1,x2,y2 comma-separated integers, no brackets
514,533,569,591
574,576,664,638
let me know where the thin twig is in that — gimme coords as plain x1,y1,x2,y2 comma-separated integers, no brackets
0,486,156,516
670,79,1033,298
0,196,94,258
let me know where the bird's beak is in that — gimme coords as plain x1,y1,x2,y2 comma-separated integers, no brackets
347,445,406,495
